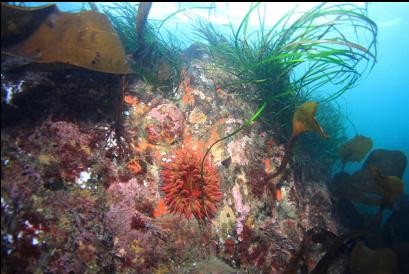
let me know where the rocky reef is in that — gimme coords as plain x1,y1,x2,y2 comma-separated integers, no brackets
1,56,344,273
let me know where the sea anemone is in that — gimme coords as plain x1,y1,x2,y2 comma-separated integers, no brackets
161,147,222,223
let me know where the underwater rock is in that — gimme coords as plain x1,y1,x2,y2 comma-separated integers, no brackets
178,256,239,273
327,172,352,199
334,198,365,230
49,120,92,147
232,183,251,240
213,204,236,238
188,106,207,124
44,178,64,191
143,103,184,145
105,178,165,271
181,42,208,61
227,135,252,166
363,149,407,178
156,62,172,82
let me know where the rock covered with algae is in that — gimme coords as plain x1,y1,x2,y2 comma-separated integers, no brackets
143,103,184,145
1,49,343,273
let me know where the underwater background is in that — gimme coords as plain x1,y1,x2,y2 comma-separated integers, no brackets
1,2,408,274
339,3,409,191
23,2,409,189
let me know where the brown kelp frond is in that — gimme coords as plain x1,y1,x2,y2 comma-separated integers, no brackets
339,135,373,171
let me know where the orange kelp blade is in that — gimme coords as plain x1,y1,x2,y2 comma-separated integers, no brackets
292,101,329,139
268,101,328,180
2,3,132,74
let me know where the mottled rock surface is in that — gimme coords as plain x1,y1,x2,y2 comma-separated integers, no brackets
1,58,341,273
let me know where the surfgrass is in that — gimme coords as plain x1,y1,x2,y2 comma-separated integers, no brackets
102,3,186,87
197,3,377,186
194,2,377,111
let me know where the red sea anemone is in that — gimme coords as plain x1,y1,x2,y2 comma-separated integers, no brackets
161,147,222,223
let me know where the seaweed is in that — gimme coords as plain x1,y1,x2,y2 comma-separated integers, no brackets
195,2,377,187
339,135,373,172
194,3,377,134
102,3,213,91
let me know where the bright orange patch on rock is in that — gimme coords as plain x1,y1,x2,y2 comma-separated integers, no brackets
182,128,207,153
182,90,193,107
264,159,271,174
133,139,153,153
153,199,168,218
127,159,143,174
275,188,283,202
124,95,139,105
